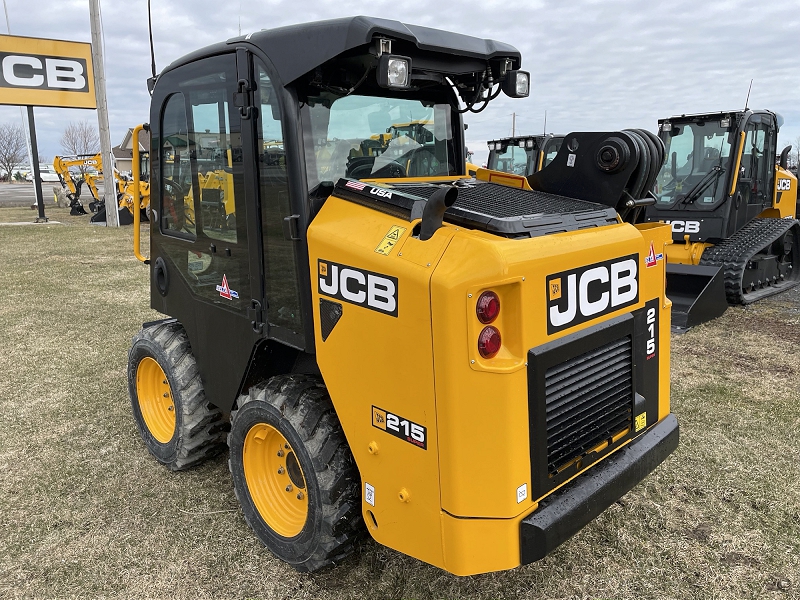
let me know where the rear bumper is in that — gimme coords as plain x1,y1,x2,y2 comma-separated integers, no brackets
520,413,679,564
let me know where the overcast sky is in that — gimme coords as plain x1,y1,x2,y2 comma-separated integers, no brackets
2,0,799,167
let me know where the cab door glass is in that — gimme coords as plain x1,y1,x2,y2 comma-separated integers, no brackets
190,94,238,243
158,54,250,313
255,60,303,335
160,93,195,238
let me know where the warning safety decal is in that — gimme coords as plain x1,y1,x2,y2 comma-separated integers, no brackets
375,225,407,256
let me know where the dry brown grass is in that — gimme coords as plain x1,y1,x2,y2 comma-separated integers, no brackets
0,206,798,599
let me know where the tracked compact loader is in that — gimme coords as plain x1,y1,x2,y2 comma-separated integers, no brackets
126,16,678,575
645,110,799,329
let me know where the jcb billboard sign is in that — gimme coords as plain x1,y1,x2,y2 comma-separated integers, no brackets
0,35,95,109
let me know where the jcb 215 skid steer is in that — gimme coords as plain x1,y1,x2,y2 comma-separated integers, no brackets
645,110,799,329
126,16,678,576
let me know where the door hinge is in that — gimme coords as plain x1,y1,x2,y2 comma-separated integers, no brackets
234,78,254,120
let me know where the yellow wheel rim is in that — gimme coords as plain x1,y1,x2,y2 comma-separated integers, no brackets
243,423,308,538
136,357,176,444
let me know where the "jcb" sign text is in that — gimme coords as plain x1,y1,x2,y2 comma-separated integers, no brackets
546,255,639,333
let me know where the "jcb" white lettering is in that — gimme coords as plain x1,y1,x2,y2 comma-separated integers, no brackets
549,258,638,327
319,264,397,314
666,220,700,234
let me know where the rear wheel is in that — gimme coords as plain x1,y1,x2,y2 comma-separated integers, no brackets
228,375,363,572
128,321,228,470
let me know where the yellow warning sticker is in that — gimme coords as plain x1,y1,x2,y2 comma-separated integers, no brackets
549,278,562,301
372,407,387,430
635,412,647,432
375,225,407,256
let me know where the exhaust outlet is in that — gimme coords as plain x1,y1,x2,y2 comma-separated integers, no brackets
419,186,458,241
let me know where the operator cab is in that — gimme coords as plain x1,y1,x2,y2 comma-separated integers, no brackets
648,109,781,241
147,16,529,411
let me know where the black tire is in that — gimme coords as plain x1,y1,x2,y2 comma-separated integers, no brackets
128,321,228,471
228,375,363,572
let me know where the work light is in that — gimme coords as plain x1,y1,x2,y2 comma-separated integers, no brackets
377,54,412,89
502,70,530,98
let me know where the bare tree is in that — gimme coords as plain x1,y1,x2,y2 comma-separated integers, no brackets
0,123,27,182
60,121,100,172
793,135,800,172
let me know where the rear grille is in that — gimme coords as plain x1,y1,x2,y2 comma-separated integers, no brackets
544,336,633,475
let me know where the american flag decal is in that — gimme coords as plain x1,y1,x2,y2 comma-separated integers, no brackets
345,180,367,191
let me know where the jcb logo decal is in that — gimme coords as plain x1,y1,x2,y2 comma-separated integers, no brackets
318,259,398,316
665,220,700,234
777,179,791,191
0,53,88,92
546,254,639,334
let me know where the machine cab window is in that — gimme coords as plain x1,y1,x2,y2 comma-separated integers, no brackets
300,94,457,191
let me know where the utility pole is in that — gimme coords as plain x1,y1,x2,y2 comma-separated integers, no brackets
89,0,119,227
511,112,516,137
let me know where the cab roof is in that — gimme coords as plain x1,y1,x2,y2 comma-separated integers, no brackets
161,16,522,86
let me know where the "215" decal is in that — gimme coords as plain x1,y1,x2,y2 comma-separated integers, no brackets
372,406,426,449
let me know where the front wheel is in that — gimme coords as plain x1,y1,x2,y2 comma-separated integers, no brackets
228,375,363,572
128,321,228,470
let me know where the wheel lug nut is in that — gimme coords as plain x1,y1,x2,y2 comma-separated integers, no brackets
284,443,290,450
162,380,167,385
277,467,285,475
277,450,284,457
168,406,174,411
162,392,169,398
285,484,293,492
297,492,304,500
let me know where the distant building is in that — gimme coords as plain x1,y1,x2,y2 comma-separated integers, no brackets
112,128,150,175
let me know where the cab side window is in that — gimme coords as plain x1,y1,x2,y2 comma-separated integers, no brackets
157,54,250,313
161,93,195,239
255,60,303,336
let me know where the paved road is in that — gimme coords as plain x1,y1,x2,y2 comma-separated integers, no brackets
0,182,56,207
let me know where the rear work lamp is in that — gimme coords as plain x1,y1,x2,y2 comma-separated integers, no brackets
502,70,530,98
378,54,412,89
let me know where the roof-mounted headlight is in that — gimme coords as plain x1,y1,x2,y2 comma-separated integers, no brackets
502,70,530,98
378,54,412,89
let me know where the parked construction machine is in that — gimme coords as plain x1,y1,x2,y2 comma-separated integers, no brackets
126,16,678,575
52,154,102,215
644,110,799,329
486,133,563,176
53,152,151,223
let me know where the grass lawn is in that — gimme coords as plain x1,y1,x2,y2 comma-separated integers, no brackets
0,205,798,599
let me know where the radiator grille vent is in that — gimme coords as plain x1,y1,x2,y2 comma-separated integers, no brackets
544,336,633,475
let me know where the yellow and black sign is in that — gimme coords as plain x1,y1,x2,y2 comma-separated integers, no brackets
375,225,407,256
0,35,95,109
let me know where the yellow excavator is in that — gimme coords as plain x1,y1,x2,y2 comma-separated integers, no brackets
52,154,102,215
53,152,151,224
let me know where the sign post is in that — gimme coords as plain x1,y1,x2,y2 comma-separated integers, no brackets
25,106,45,221
0,34,96,222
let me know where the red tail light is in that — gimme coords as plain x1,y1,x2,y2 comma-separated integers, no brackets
476,291,500,324
478,326,501,358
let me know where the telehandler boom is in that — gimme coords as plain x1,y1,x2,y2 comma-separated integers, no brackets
126,16,678,575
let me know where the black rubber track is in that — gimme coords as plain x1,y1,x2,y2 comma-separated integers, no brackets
228,375,364,572
128,321,229,471
699,218,800,304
